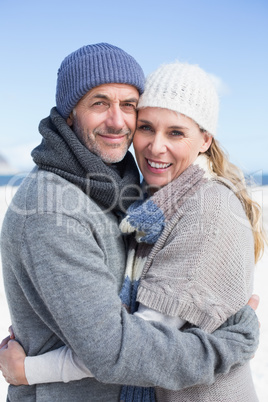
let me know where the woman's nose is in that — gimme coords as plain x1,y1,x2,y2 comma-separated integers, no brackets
148,134,167,155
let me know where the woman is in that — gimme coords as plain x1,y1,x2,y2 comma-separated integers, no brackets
118,62,264,401
0,62,265,401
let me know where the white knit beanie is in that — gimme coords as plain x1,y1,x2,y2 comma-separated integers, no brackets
138,62,219,136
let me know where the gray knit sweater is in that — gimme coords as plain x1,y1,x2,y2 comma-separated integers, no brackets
120,155,258,401
1,111,259,401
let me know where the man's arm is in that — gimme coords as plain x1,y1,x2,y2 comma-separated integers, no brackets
0,303,186,386
14,213,259,391
0,296,259,386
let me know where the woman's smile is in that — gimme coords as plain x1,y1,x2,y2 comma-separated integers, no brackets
146,158,172,170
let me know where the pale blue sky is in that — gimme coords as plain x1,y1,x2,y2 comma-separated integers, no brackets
1,0,267,178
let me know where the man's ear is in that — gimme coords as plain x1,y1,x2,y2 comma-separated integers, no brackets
199,132,213,153
67,111,74,127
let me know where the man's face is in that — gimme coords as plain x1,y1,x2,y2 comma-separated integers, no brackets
67,83,139,164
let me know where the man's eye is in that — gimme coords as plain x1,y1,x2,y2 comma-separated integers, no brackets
122,103,137,111
91,102,109,111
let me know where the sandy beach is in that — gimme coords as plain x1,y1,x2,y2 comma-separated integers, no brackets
0,185,267,400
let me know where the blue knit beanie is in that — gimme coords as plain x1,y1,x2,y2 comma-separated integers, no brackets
56,43,145,119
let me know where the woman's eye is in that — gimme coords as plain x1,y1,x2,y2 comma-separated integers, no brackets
171,130,184,137
137,125,153,132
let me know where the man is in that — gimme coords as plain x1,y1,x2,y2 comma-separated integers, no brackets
0,43,259,401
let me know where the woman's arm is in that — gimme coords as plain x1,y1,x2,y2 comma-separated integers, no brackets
134,303,186,328
0,342,93,385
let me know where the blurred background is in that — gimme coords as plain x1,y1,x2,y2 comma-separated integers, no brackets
0,0,267,179
0,0,267,400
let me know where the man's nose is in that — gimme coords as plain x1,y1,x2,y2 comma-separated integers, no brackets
105,105,125,130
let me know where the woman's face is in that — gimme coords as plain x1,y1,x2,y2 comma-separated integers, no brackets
133,107,212,189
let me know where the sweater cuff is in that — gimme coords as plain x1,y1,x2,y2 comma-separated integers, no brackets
137,285,222,333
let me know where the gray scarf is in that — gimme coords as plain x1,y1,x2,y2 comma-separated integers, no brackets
32,107,141,215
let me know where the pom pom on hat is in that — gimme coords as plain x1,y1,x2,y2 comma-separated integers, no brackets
56,43,145,119
138,62,219,136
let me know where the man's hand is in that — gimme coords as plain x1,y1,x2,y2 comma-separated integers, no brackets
0,340,28,385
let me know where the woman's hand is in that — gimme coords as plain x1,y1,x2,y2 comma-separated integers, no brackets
0,340,28,385
247,294,259,312
0,325,15,349
0,335,11,349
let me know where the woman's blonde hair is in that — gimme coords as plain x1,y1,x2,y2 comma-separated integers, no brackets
205,137,266,263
